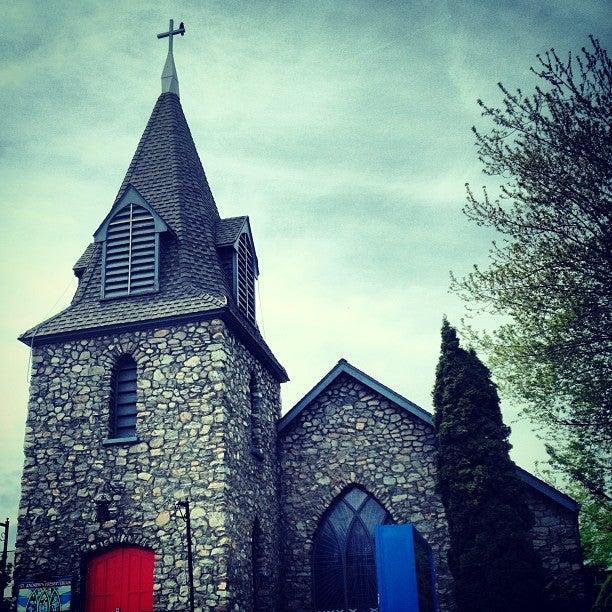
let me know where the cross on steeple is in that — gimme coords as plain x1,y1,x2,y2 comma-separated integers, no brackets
157,19,185,96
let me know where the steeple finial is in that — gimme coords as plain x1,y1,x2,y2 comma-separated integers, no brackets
157,19,185,96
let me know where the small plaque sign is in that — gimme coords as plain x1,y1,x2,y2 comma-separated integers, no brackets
17,578,72,612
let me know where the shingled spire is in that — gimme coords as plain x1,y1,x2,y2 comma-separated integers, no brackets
20,27,287,381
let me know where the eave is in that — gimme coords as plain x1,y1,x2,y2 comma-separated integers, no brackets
19,305,288,383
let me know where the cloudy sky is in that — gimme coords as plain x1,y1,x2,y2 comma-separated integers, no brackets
0,1,609,543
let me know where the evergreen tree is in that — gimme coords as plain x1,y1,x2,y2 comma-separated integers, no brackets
433,319,548,612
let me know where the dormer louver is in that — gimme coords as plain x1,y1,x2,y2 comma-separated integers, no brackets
237,232,256,324
94,185,169,300
215,217,260,327
104,203,157,297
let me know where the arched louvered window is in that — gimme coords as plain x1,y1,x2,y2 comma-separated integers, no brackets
312,486,392,612
109,356,138,439
237,233,256,324
103,203,158,298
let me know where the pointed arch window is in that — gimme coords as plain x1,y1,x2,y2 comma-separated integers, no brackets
237,232,256,324
109,356,138,439
312,486,392,612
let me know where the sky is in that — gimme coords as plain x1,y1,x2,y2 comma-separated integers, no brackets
0,0,609,546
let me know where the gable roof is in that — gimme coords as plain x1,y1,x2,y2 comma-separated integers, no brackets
278,358,578,512
19,92,287,382
216,216,248,246
72,243,96,278
215,215,260,274
279,358,432,433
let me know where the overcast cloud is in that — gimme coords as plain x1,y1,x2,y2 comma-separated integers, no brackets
1,0,609,546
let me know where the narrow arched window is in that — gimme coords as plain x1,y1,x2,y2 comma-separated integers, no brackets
109,356,138,439
312,486,392,611
103,203,158,298
237,233,256,324
249,374,262,458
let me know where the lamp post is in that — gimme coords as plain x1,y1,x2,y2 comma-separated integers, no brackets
0,518,8,576
176,500,195,612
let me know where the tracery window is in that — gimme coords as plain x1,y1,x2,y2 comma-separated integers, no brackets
109,355,138,439
102,203,158,298
312,486,392,612
237,232,256,324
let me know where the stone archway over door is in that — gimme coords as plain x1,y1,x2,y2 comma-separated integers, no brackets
86,546,154,612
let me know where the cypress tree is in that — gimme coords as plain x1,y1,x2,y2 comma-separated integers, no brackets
433,319,548,612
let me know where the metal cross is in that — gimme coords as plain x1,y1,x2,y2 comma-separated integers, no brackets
157,19,185,52
157,19,185,96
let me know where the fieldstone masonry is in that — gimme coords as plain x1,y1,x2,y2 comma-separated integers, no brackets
14,66,586,612
15,323,586,611
524,487,586,611
279,373,455,611
278,372,586,612
15,319,281,611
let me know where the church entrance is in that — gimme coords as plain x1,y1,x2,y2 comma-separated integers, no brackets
312,486,392,611
85,546,154,612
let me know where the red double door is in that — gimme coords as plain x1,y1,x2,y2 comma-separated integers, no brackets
86,546,154,612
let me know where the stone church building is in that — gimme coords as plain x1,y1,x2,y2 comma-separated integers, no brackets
14,26,585,612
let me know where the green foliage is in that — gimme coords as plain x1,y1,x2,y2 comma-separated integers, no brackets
433,319,548,612
451,37,611,505
537,461,611,569
591,575,612,612
572,486,612,570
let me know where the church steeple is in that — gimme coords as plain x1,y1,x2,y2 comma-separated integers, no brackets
19,20,287,382
157,19,185,97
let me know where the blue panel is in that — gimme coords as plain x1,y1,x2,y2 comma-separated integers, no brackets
376,524,418,612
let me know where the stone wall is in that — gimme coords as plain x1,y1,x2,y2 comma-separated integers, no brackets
278,370,586,612
524,486,586,611
14,318,281,612
220,331,282,610
278,373,455,611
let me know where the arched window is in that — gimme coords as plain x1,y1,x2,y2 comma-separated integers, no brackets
109,356,138,439
102,203,158,298
312,486,392,611
237,232,256,324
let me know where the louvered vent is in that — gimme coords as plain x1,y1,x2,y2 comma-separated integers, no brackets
110,356,138,439
237,233,256,324
103,203,157,298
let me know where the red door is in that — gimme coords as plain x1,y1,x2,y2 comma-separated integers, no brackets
86,546,154,612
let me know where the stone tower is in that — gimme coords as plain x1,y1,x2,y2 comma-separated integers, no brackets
14,26,287,612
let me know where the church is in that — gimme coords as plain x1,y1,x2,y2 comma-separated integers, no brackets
14,22,585,612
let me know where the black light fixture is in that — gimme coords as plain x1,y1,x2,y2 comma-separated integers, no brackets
176,499,195,612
